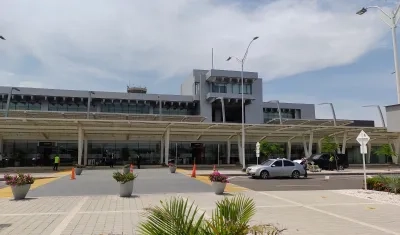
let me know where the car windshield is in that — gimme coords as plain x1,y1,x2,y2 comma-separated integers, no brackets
260,160,274,166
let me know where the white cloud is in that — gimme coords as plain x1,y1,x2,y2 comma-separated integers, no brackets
0,0,394,123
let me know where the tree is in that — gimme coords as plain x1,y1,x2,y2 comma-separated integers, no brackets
375,144,397,169
259,141,284,160
321,136,339,170
138,195,284,235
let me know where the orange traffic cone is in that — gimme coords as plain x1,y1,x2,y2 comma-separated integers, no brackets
130,164,133,173
213,165,217,171
70,168,76,180
191,163,197,178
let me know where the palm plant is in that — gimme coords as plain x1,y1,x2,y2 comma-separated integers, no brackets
138,195,284,235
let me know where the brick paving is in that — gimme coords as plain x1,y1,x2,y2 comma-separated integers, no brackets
0,190,399,235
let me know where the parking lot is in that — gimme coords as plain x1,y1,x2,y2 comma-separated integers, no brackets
229,175,364,191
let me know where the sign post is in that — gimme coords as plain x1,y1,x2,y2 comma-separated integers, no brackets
356,130,370,190
256,142,260,165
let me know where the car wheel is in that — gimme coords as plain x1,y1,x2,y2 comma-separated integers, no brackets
260,170,269,179
291,170,300,179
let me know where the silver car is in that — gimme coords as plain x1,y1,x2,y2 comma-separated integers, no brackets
246,158,306,179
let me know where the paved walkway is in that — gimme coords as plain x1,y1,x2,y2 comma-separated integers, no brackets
0,190,399,235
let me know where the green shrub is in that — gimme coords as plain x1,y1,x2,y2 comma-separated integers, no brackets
367,175,400,194
113,172,137,184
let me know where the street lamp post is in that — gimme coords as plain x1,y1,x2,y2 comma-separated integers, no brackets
362,105,386,127
87,91,95,119
0,36,5,40
5,87,20,118
357,4,400,103
318,103,337,126
267,100,283,124
227,36,259,171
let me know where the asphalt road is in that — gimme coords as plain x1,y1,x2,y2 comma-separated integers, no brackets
229,175,365,191
28,168,213,197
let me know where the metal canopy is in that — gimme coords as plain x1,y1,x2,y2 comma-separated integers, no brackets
266,118,353,126
0,110,206,122
0,117,397,144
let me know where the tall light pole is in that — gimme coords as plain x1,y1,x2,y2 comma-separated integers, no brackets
362,105,386,127
5,87,20,117
227,36,259,171
357,4,400,103
318,103,337,126
267,100,283,124
87,91,95,119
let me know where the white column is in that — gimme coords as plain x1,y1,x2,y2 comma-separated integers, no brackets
160,137,164,164
237,135,242,165
302,136,309,157
287,141,292,159
84,139,88,166
0,137,3,153
393,137,400,164
164,129,170,165
367,142,372,164
308,132,314,157
317,139,322,154
78,126,83,165
227,140,231,164
341,132,347,154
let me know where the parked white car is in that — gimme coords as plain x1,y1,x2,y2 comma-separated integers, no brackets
246,158,306,179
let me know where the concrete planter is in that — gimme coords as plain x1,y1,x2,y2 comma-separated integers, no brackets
169,166,176,173
122,167,130,174
11,184,31,200
211,182,227,195
119,180,134,197
75,168,83,175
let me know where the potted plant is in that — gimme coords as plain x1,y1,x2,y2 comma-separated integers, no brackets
122,164,131,174
209,171,229,195
4,173,35,200
75,164,85,175
168,162,176,173
113,172,138,197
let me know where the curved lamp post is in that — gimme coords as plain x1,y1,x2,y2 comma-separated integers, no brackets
267,100,283,124
226,36,259,171
318,102,337,126
362,105,386,127
5,87,20,117
357,4,400,103
0,36,5,40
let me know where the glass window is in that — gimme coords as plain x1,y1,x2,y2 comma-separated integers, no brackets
283,160,295,166
194,82,200,95
272,160,282,167
211,83,227,93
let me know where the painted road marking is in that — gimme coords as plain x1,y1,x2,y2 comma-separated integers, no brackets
176,168,248,193
0,171,70,198
50,196,88,235
275,184,321,187
258,191,398,235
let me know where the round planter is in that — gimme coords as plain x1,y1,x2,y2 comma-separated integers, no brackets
75,168,83,175
11,184,31,200
169,166,177,173
211,182,227,195
122,167,130,174
119,180,134,197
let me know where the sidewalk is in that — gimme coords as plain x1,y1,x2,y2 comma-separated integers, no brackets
0,190,399,235
0,172,62,181
189,168,400,176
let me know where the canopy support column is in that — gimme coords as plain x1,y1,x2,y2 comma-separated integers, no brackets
160,137,164,165
227,140,231,164
164,129,170,165
78,126,83,165
237,135,242,165
84,138,88,166
287,141,292,159
341,132,347,154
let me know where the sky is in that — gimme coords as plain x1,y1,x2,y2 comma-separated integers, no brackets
0,0,399,126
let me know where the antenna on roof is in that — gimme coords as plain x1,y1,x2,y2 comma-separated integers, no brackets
211,48,214,69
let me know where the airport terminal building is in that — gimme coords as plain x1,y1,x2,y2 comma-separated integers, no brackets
0,69,397,167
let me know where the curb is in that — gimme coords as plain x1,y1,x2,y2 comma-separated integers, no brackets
196,172,400,177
